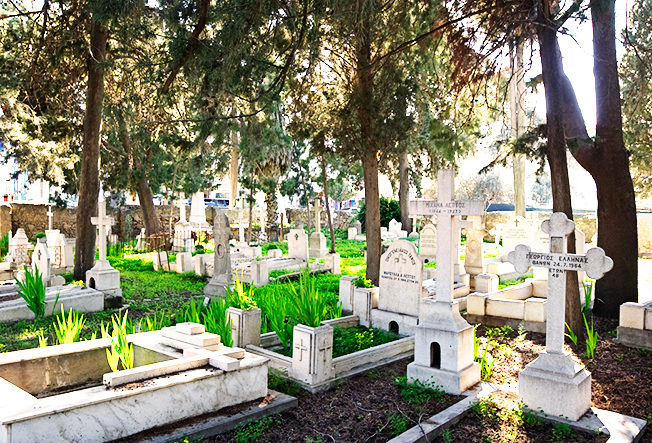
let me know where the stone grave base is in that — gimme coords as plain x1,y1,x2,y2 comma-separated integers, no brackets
519,353,591,422
0,284,104,322
85,261,122,308
371,309,418,336
464,313,546,333
406,361,480,396
616,301,652,350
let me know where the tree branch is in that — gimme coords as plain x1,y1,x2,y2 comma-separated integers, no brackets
161,0,210,94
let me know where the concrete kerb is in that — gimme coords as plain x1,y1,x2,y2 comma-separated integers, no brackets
388,382,497,443
390,382,648,443
130,391,298,443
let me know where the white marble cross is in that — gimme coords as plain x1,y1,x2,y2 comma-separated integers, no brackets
46,205,54,230
409,169,484,302
177,198,187,222
91,198,115,262
507,212,613,353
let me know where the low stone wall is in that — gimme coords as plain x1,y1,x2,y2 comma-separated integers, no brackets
285,209,354,230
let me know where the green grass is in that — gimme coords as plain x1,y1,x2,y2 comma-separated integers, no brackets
332,326,401,358
498,272,533,289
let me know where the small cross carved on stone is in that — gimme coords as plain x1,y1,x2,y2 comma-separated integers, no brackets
294,338,308,361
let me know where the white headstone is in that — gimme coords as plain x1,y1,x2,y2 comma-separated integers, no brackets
347,227,357,240
378,239,424,317
506,213,613,421
388,219,402,235
463,216,484,276
189,191,208,227
502,216,533,255
135,228,146,250
32,238,51,283
419,223,437,262
353,219,362,234
288,228,309,262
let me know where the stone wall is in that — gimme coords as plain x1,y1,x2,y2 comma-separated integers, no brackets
285,209,354,230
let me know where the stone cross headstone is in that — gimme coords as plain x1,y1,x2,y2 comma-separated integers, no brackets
46,205,54,230
177,199,187,223
507,212,613,421
419,223,437,263
204,212,232,298
378,239,424,316
91,199,114,262
135,228,146,250
408,170,484,303
407,169,484,395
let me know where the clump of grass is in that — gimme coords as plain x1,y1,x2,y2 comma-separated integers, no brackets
332,326,400,358
394,376,446,406
102,310,135,372
176,298,233,347
54,306,86,344
353,276,373,288
232,415,282,443
15,265,58,319
226,271,257,310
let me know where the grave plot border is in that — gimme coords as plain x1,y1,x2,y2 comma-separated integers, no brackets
246,315,415,393
389,383,647,443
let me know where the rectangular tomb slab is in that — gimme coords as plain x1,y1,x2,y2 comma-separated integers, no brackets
0,284,104,323
0,332,270,443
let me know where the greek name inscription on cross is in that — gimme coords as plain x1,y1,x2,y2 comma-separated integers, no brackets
507,213,613,353
409,169,485,302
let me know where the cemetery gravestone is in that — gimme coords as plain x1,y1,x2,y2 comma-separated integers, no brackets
189,191,208,228
419,223,437,263
353,219,362,234
463,216,484,276
377,240,424,317
135,228,146,250
204,212,232,298
32,238,51,284
9,229,30,265
288,228,309,262
502,216,533,255
407,169,483,394
507,213,613,421
85,198,122,308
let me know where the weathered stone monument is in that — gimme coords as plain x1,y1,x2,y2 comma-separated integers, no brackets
388,219,407,238
173,199,193,253
502,216,533,255
189,191,209,229
407,169,483,394
31,238,51,283
507,213,613,421
8,228,30,265
309,207,328,258
135,228,146,250
85,197,122,308
204,212,232,298
419,223,437,263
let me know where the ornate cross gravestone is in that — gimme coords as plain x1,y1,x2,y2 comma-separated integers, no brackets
86,197,122,308
406,169,484,394
507,212,613,421
204,212,232,298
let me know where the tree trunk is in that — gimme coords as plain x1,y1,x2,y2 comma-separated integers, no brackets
537,0,638,318
229,136,239,208
74,18,108,281
247,178,254,244
399,151,411,233
362,150,381,284
537,13,582,339
510,43,527,218
355,3,381,284
321,153,336,254
589,0,638,317
136,176,160,235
